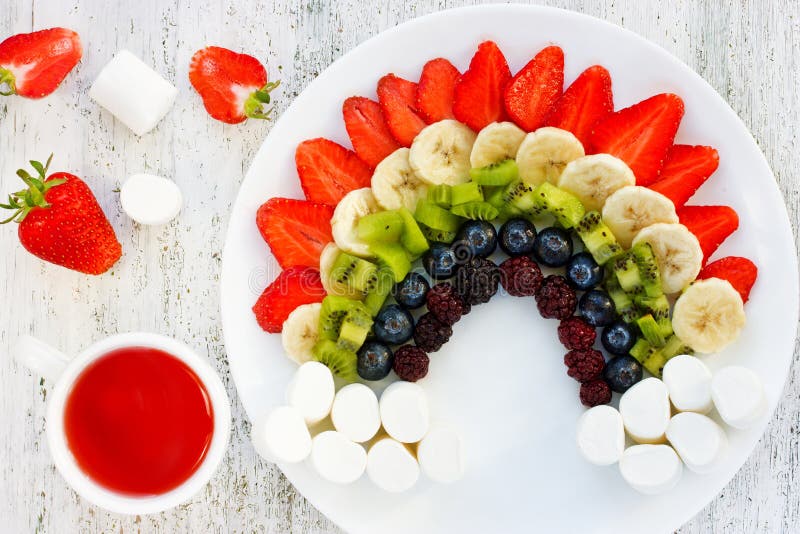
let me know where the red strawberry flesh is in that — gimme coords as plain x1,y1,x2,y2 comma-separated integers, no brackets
453,41,512,131
295,138,372,205
648,145,719,209
416,58,460,123
256,198,334,269
678,205,739,264
342,96,400,169
544,65,612,146
504,45,565,132
0,28,82,99
697,256,757,303
377,74,428,147
252,266,326,333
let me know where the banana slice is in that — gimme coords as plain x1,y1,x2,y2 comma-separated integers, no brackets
602,186,679,248
409,120,476,186
281,303,322,364
371,148,429,211
557,154,635,211
632,223,703,294
469,121,526,168
319,242,365,299
516,127,585,186
672,278,746,354
330,188,381,258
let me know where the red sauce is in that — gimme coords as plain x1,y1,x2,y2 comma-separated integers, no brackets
63,346,214,496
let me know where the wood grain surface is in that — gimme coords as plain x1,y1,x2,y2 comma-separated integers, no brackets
1,1,797,532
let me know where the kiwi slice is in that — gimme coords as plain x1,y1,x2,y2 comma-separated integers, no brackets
312,339,358,382
632,335,692,378
532,182,585,229
357,211,404,243
414,199,463,232
427,184,452,208
637,314,666,347
631,241,662,298
575,211,623,265
331,252,378,293
363,268,394,316
612,252,643,295
370,242,412,282
605,276,639,323
484,186,506,210
635,293,670,321
418,222,457,244
318,295,362,341
337,305,373,352
450,182,483,206
397,208,429,259
469,159,519,186
501,180,538,216
450,201,499,221
629,338,653,363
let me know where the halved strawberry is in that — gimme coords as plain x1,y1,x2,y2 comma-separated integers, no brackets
648,145,720,210
504,45,565,132
342,96,400,169
589,93,684,186
0,28,82,99
377,74,428,147
256,198,334,269
416,58,460,123
295,138,372,205
452,41,512,132
544,65,612,146
678,205,739,264
252,266,326,333
697,256,757,303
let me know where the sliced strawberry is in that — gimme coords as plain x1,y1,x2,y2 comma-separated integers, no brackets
452,41,512,132
544,65,612,146
342,96,400,169
252,266,326,333
377,74,428,147
589,93,684,186
416,58,460,123
504,45,565,132
295,138,372,205
0,28,82,99
648,145,720,210
697,256,757,303
678,205,739,264
256,198,334,269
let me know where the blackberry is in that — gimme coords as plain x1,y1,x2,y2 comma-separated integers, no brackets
499,256,543,297
564,349,605,382
455,257,501,305
535,275,577,319
413,313,452,353
393,345,430,382
425,283,465,326
580,379,612,407
557,316,596,350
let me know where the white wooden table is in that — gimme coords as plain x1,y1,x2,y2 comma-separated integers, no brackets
1,1,797,532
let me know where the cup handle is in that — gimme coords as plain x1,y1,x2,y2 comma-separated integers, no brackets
13,335,70,384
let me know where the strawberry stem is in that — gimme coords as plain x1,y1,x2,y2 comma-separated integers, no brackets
0,67,15,96
0,154,65,224
244,80,281,120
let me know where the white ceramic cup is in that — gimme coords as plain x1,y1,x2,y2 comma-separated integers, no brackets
13,332,231,515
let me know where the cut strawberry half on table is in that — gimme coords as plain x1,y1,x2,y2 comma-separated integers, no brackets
544,65,612,146
589,93,684,186
296,138,372,205
252,266,326,333
256,198,334,269
0,28,82,99
504,45,565,132
342,96,400,169
678,205,739,264
453,41,512,131
377,74,428,147
697,256,757,303
189,46,279,124
416,58,460,123
648,145,720,210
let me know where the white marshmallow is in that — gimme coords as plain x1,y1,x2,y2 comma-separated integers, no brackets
250,406,311,463
331,383,381,442
662,355,713,413
576,405,625,466
89,50,178,136
417,426,464,483
120,173,183,225
379,381,430,443
711,366,767,429
619,377,671,444
309,431,367,484
367,437,420,492
666,412,728,474
619,444,683,495
286,361,335,425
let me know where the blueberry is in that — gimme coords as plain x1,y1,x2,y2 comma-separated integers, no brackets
565,252,604,290
601,320,637,356
454,220,497,258
498,218,537,256
423,243,458,279
357,341,394,381
603,355,643,393
579,289,616,327
392,272,430,309
373,304,414,344
532,227,573,267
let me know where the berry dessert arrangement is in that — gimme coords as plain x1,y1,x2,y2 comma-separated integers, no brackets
251,39,766,495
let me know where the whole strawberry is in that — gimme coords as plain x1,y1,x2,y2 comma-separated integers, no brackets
1,156,122,275
189,46,280,124
0,28,82,99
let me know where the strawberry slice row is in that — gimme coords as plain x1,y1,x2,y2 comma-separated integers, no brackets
678,205,739,265
648,144,720,209
697,256,758,303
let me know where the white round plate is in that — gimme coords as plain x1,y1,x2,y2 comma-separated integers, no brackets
221,5,798,533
